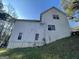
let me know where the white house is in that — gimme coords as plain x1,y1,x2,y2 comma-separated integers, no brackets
7,7,71,48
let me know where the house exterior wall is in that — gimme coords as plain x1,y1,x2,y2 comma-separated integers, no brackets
7,21,44,48
7,7,71,48
41,8,71,43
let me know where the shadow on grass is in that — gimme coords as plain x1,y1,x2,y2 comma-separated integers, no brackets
0,35,79,59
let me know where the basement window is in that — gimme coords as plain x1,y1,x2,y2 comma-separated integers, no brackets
18,33,22,40
48,25,55,31
35,33,39,40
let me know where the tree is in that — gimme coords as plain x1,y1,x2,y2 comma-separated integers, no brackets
3,3,18,18
0,0,16,48
61,0,79,17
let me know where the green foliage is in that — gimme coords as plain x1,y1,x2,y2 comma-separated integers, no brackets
61,0,79,16
0,35,79,59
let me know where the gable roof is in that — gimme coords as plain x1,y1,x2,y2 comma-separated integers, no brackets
40,7,67,21
40,7,67,17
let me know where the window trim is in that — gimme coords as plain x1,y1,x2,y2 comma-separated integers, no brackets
18,33,22,40
35,33,39,40
53,15,59,19
48,25,55,31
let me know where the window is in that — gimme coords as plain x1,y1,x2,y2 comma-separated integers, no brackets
48,25,55,30
18,33,22,40
53,15,59,19
35,33,39,40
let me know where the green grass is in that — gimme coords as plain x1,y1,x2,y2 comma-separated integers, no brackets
73,26,79,30
0,35,79,59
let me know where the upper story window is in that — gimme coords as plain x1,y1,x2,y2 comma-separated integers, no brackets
35,33,39,40
53,15,59,19
18,33,22,40
48,25,55,31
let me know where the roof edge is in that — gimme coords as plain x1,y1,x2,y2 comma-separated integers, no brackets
40,7,67,16
15,19,40,22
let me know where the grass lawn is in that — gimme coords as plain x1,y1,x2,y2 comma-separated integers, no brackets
0,35,79,59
